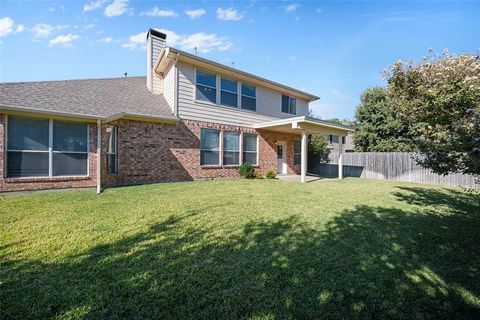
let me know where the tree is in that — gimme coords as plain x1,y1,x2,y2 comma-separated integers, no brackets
385,50,480,176
324,118,354,127
353,86,412,152
308,134,328,156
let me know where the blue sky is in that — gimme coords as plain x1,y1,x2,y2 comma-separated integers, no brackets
0,1,478,119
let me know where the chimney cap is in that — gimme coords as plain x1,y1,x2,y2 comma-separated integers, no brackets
147,28,167,40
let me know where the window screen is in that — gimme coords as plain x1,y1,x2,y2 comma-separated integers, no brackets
200,129,220,165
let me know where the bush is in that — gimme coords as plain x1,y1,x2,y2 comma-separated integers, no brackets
255,172,263,179
238,162,255,179
265,169,276,179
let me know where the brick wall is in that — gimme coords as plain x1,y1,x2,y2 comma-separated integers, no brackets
102,119,301,186
1,115,301,192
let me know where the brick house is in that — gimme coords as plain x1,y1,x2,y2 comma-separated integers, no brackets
0,29,352,193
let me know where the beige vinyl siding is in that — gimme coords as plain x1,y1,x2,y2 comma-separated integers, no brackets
177,63,310,127
163,65,175,113
151,39,165,94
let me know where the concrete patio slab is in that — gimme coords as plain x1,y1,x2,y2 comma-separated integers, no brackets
277,175,337,183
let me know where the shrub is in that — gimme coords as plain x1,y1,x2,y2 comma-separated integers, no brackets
255,172,263,179
238,162,255,179
265,169,276,179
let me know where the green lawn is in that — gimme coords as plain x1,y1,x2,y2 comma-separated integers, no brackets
1,178,479,319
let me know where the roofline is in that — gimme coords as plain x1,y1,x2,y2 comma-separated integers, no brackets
155,47,320,102
0,104,179,123
253,116,354,132
0,76,146,85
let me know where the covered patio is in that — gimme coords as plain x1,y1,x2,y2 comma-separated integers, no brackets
253,116,354,183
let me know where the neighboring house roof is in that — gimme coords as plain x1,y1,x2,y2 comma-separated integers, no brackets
0,76,177,122
155,47,320,102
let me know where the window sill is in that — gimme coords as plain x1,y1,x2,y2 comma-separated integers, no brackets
200,165,222,169
5,176,91,183
200,164,259,169
194,100,257,114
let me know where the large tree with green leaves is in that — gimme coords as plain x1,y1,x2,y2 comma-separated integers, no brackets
385,50,480,176
353,86,412,152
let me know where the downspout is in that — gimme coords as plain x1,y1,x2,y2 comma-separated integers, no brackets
96,119,102,194
174,52,180,116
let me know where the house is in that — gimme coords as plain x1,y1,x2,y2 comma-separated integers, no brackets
0,28,353,193
326,133,355,153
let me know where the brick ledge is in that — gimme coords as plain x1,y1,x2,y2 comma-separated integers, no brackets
5,176,92,183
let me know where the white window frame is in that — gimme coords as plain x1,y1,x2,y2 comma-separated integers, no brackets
240,83,256,111
220,76,239,108
282,94,297,115
193,68,258,114
223,131,241,166
195,69,217,105
5,115,89,178
242,133,259,166
106,125,118,175
293,140,302,165
200,128,221,166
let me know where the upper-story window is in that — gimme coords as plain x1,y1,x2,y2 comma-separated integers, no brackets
328,135,339,144
196,70,217,104
220,77,238,108
241,84,256,111
281,94,297,115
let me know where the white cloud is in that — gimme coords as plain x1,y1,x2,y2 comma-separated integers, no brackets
15,24,25,33
121,32,146,50
99,36,119,43
104,0,129,17
216,7,243,21
99,36,113,43
285,3,300,12
122,29,233,53
185,8,206,19
0,17,14,37
140,6,178,17
32,23,54,38
83,0,107,12
49,34,80,47
154,28,233,53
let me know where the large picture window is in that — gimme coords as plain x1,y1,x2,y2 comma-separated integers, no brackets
281,95,297,115
294,140,301,165
242,134,258,165
241,84,256,111
106,126,118,174
196,70,217,104
220,77,238,108
223,132,240,165
200,129,220,165
6,116,88,178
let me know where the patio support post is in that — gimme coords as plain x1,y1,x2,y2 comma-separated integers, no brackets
301,129,308,183
338,135,344,179
96,119,102,194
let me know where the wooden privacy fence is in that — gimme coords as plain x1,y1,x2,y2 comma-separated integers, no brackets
308,152,479,189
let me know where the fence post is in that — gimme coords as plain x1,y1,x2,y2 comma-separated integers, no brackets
338,137,344,179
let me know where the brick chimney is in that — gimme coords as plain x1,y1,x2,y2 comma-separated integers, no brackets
146,28,167,93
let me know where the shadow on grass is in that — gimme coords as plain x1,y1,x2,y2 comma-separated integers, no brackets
1,187,479,319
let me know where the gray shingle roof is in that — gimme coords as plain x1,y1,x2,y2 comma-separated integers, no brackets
0,76,177,120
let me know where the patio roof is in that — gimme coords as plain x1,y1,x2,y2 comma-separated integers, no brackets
253,116,354,136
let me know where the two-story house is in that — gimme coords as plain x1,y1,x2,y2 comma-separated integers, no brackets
0,28,352,193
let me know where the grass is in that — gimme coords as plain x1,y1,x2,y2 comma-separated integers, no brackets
1,178,479,319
